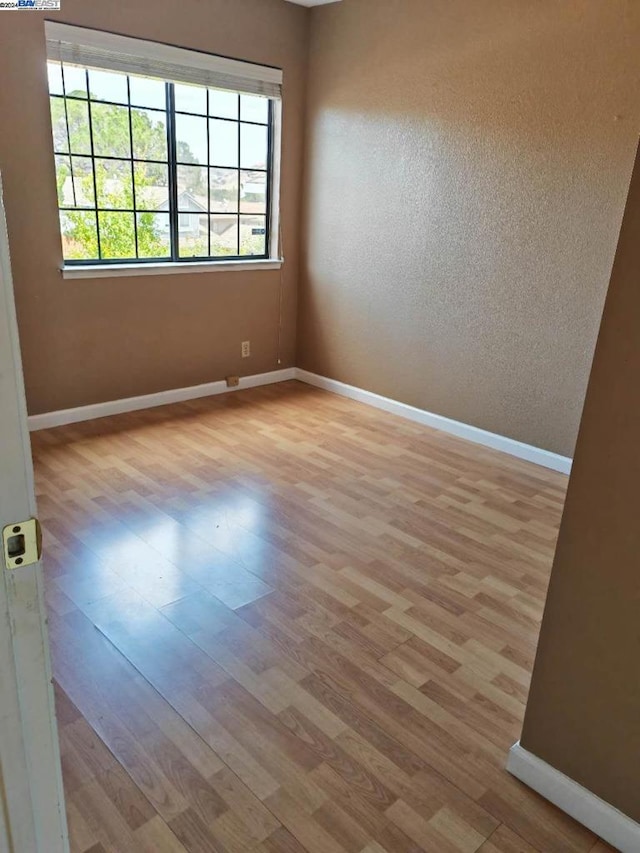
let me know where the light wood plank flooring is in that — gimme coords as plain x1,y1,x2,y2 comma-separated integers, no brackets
33,381,613,853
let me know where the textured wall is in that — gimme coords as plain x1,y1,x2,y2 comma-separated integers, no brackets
298,0,640,456
520,141,640,820
0,0,308,415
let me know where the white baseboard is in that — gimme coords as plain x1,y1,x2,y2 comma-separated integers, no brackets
27,368,296,431
507,742,640,852
294,369,572,474
28,366,573,475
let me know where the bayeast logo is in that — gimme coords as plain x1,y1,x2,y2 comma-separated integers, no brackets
0,0,61,8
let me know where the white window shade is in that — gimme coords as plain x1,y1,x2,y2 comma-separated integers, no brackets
45,22,283,100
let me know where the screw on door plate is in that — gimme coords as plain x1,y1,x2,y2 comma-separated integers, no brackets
3,518,42,570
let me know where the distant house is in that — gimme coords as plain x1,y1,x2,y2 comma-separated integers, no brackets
60,175,263,248
156,190,206,237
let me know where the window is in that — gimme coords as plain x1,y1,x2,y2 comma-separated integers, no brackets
45,23,282,267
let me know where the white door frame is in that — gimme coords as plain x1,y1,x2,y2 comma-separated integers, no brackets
0,175,68,853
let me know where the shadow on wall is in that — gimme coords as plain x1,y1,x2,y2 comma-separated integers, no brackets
299,0,640,456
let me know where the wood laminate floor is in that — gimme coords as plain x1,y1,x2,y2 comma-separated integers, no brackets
33,381,613,853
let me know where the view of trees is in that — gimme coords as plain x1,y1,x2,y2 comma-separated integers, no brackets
51,95,176,258
50,70,269,261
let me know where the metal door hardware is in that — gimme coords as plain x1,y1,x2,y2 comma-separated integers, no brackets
3,518,42,570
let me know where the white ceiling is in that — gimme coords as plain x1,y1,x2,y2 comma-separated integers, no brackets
285,0,342,7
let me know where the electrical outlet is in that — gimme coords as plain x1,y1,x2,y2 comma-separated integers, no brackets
241,341,251,358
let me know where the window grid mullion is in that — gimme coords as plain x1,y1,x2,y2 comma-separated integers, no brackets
166,82,180,262
83,67,102,260
126,76,139,259
53,149,267,176
50,92,271,128
58,63,78,208
59,207,249,215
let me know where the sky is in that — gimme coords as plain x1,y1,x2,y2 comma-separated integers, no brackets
48,63,269,170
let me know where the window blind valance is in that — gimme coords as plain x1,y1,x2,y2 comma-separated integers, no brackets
44,22,283,100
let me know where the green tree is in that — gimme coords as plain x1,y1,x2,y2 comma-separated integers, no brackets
51,82,264,260
51,91,172,259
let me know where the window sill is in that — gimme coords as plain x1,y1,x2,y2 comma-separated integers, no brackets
60,258,284,280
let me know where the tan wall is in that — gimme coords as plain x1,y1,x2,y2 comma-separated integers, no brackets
0,0,308,415
298,0,640,456
520,140,640,820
